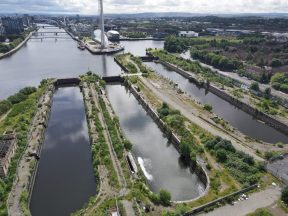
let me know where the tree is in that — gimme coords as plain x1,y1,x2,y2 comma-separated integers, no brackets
180,142,191,161
216,149,228,162
264,87,271,99
250,82,260,91
0,100,12,115
159,189,171,206
282,186,288,205
271,58,282,68
123,139,132,150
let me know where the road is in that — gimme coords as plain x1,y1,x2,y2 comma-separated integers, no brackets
200,186,281,216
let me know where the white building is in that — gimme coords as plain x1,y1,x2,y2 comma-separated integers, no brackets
107,30,120,41
178,31,199,38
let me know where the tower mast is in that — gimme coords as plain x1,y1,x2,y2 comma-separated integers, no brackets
99,0,105,48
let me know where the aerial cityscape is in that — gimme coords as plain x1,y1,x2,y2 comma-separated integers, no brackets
0,0,288,216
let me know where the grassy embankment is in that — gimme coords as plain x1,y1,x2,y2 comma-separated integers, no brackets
0,80,50,216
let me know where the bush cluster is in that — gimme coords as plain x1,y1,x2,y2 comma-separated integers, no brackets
204,136,261,185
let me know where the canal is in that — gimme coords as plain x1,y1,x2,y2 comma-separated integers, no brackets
30,87,96,216
106,84,205,201
144,61,288,144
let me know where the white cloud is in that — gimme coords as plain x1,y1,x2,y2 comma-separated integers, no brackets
0,0,288,14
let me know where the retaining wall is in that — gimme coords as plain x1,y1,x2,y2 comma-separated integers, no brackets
103,76,124,83
114,57,129,73
155,59,288,136
27,85,55,204
54,78,81,87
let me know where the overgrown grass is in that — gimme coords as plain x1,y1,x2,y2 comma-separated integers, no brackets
0,82,48,215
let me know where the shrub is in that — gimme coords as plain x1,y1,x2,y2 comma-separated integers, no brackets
247,208,273,216
159,189,171,206
0,100,12,115
204,104,213,112
271,58,282,67
216,149,228,162
123,139,133,150
250,82,260,91
282,186,288,205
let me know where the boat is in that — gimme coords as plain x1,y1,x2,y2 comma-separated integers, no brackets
77,42,86,50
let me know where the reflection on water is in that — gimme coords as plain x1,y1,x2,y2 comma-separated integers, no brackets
30,87,96,216
0,26,164,99
106,84,205,201
144,61,288,144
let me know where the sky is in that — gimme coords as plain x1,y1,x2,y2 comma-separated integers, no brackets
0,0,288,15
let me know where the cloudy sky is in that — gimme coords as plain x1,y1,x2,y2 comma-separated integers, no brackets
0,0,288,14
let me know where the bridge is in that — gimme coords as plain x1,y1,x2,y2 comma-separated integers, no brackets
34,32,68,34
30,36,72,40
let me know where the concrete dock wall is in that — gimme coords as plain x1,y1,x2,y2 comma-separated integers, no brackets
154,59,288,136
27,84,55,203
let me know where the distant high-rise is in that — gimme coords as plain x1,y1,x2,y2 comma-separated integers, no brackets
1,17,24,35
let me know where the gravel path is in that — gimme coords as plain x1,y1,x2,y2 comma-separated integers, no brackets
140,77,263,161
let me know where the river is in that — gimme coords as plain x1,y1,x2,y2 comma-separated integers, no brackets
30,87,96,216
106,84,205,201
0,25,163,99
144,61,288,144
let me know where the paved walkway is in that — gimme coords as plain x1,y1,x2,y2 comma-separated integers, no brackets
200,186,281,216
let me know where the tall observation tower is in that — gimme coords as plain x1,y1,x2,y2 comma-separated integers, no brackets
99,0,106,48
89,0,124,54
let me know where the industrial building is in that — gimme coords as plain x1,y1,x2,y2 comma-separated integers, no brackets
0,132,17,177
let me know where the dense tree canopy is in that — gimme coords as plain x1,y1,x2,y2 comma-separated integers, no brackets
271,72,288,93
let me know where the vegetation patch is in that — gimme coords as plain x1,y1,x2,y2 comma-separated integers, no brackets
0,81,48,215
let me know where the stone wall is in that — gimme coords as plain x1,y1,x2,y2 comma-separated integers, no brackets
156,59,288,136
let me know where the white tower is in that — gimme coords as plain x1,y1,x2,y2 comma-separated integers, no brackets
99,0,106,49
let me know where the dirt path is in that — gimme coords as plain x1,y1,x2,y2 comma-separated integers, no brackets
140,77,264,161
82,84,116,215
7,87,53,216
89,84,127,191
0,110,11,123
200,186,281,216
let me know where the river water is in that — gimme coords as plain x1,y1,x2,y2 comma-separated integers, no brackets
0,26,163,99
30,87,96,216
106,84,205,201
144,61,288,144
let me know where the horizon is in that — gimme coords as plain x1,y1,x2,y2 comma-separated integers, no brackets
0,0,288,15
